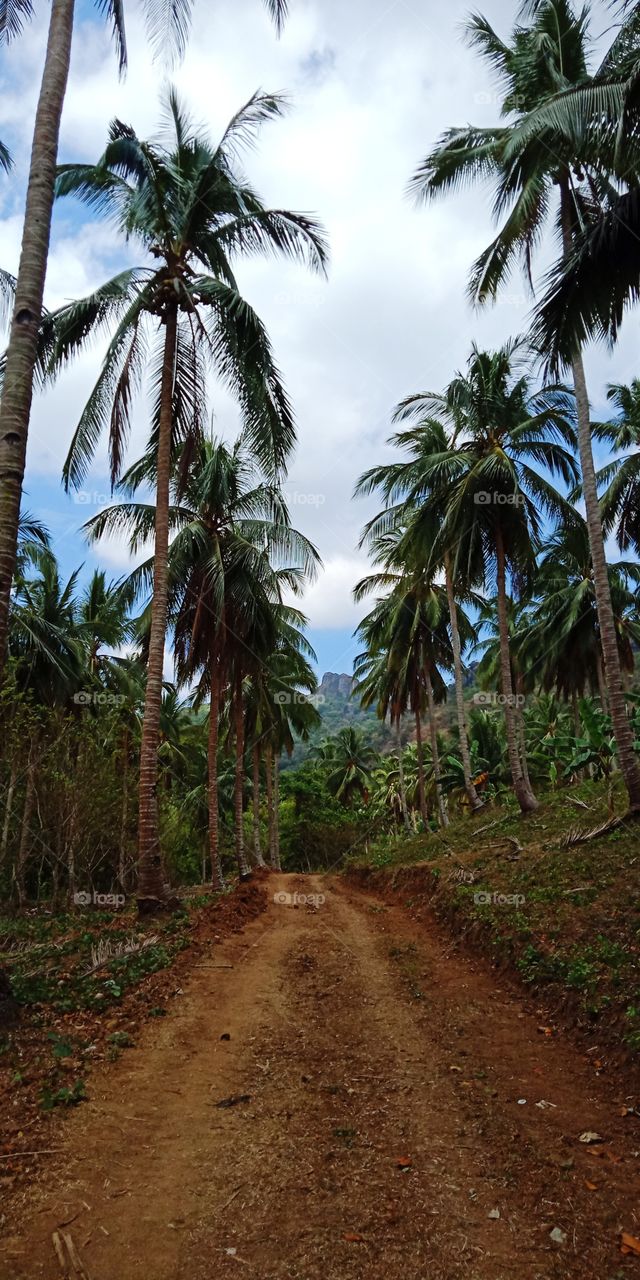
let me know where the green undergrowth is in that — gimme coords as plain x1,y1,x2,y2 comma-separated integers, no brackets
0,903,197,1015
347,778,640,1055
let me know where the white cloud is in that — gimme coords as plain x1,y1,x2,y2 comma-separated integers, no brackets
1,0,635,644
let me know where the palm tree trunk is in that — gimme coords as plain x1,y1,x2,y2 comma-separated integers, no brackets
273,754,282,871
252,744,266,868
208,662,225,892
137,305,178,908
515,704,532,793
266,742,276,867
571,690,581,737
425,675,448,827
233,672,250,880
559,183,640,811
118,726,129,893
495,527,538,813
414,706,429,827
0,757,17,871
596,650,608,711
16,750,36,907
396,722,411,833
444,557,482,811
0,0,76,677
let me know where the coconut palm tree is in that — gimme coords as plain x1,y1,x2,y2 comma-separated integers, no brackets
593,382,640,557
321,727,379,808
356,423,483,812
354,548,463,829
259,644,321,870
0,0,290,681
411,0,640,812
353,645,412,832
520,516,640,706
392,343,577,812
40,93,325,906
89,438,320,888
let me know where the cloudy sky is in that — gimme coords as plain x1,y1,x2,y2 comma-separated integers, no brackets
1,0,637,676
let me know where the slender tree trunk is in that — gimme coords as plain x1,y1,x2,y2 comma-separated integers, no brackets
0,757,17,871
0,0,76,677
266,743,276,867
425,675,448,827
208,662,225,892
16,750,36,907
596,650,608,711
515,704,532,793
495,528,538,813
444,557,482,811
396,721,411,833
273,754,281,871
233,672,250,879
571,690,581,737
137,306,178,908
559,183,640,811
414,706,429,827
118,726,129,893
252,744,266,868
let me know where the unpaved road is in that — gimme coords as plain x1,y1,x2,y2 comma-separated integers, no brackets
3,873,640,1279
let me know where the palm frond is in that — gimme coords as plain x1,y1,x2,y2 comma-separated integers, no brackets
0,0,33,43
94,0,127,73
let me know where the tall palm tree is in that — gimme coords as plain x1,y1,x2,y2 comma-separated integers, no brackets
520,516,640,705
411,0,640,812
593,382,640,557
0,0,290,680
318,727,379,808
356,422,483,811
392,343,577,812
247,632,320,870
353,645,412,832
42,94,325,906
9,549,85,903
90,438,320,889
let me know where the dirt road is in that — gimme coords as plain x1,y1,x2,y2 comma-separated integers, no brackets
3,873,640,1279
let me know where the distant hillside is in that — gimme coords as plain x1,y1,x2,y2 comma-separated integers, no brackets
283,665,482,771
283,672,406,769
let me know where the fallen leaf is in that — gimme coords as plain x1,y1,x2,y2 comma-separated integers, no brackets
538,1026,553,1036
584,1180,597,1191
579,1131,604,1144
343,1232,365,1243
396,1156,413,1170
620,1232,640,1256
